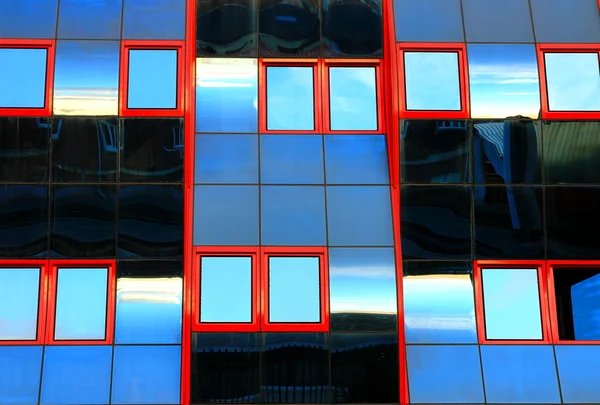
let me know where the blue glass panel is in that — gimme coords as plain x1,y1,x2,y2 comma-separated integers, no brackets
260,135,324,184
393,0,464,42
57,0,122,39
128,50,178,109
196,58,258,133
112,345,181,404
329,67,377,130
201,257,252,323
40,346,112,405
0,346,42,405
406,345,484,403
405,52,461,111
54,40,119,116
481,345,560,403
195,134,258,184
0,268,40,341
462,0,533,42
326,186,393,246
193,186,259,245
329,248,397,331
572,273,600,340
269,257,320,322
0,1,58,38
544,53,600,112
267,67,314,130
530,0,600,43
123,0,186,39
324,135,389,184
55,268,108,340
261,186,326,246
0,49,47,108
403,261,477,344
555,345,600,403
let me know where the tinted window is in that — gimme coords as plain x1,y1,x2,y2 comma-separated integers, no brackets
0,268,40,340
0,48,47,108
57,0,122,39
123,0,186,39
267,66,315,130
329,67,377,130
128,50,178,109
0,118,50,182
544,53,600,111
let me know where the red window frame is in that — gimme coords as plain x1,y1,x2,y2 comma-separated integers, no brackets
0,39,55,117
536,43,600,120
473,260,551,344
397,43,470,119
119,40,185,117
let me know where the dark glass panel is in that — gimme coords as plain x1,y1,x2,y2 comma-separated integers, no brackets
52,117,117,182
555,346,600,403
0,185,48,258
393,0,464,42
260,135,324,184
57,0,122,39
0,117,50,182
331,333,398,403
196,0,258,57
400,120,470,184
462,0,533,42
0,0,58,39
121,119,184,182
0,346,42,405
51,185,116,258
400,185,472,259
123,0,186,40
0,49,48,109
530,0,600,43
263,333,329,403
118,185,183,258
195,134,258,184
192,333,260,403
325,135,389,184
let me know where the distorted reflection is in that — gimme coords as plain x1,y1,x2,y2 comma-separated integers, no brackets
55,268,108,340
329,67,377,130
0,118,50,182
267,66,314,130
571,271,600,340
468,44,540,118
0,268,40,340
404,51,461,111
54,40,119,116
269,257,320,322
545,53,600,111
128,50,178,109
196,58,258,133
482,268,543,340
0,48,47,108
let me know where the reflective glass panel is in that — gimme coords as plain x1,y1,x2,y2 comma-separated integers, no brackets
0,268,40,340
123,0,186,39
128,50,178,109
0,346,43,405
572,272,600,340
329,67,377,130
269,257,320,322
57,0,122,39
530,0,600,43
0,117,50,182
195,134,258,184
482,268,542,340
555,346,600,403
266,66,314,130
393,0,464,42
545,53,600,111
462,0,534,43
54,268,108,340
0,0,58,38
0,48,47,108
260,135,324,184
325,135,389,184
200,257,252,323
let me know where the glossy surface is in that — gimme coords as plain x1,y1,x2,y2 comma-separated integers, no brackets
0,118,50,182
123,0,186,39
0,49,47,108
462,0,533,42
571,272,600,340
54,40,119,116
555,345,600,403
195,134,258,183
329,67,377,130
403,261,477,343
530,0,600,43
468,44,540,119
200,257,252,322
404,51,461,111
393,0,464,42
128,50,178,109
0,346,42,405
267,66,314,130
0,0,58,38
260,135,324,184
544,53,600,112
0,268,40,340
329,248,397,331
57,0,121,39
325,135,389,184
196,58,258,133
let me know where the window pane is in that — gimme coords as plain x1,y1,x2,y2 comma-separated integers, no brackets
329,67,377,130
267,66,314,130
0,48,47,108
57,0,122,39
404,52,461,111
55,268,108,340
482,268,542,340
572,273,600,340
545,53,600,111
0,346,43,405
200,257,252,323
0,0,58,38
0,268,40,340
195,134,258,184
260,135,324,184
269,257,320,322
128,50,178,109
324,135,389,184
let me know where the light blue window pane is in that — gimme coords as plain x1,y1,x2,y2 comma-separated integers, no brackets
404,52,461,111
128,50,178,109
123,0,186,40
545,53,600,111
260,135,324,184
195,135,258,184
0,1,58,39
555,345,600,403
269,257,320,322
482,268,542,340
324,135,389,184
393,0,464,42
200,257,252,323
57,0,122,39
0,49,47,108
55,268,108,340
40,346,112,405
0,268,40,341
0,346,42,405
329,67,377,131
572,273,600,340
267,67,314,130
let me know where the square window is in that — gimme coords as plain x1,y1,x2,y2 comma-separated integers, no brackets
327,66,378,131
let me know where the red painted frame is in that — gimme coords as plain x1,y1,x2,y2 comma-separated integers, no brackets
396,43,470,119
44,260,116,345
260,247,330,332
473,260,551,345
0,39,55,117
119,40,186,117
536,43,600,120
